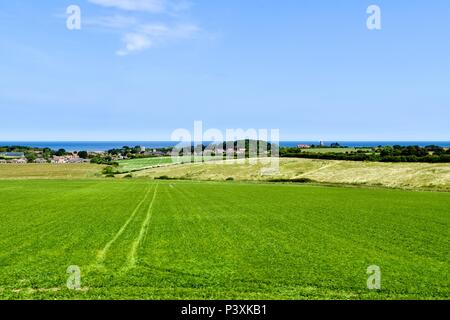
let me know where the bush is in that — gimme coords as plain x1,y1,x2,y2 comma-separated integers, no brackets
91,157,119,166
226,177,234,181
268,178,314,183
155,176,188,181
102,166,116,175
78,151,88,159
155,175,171,180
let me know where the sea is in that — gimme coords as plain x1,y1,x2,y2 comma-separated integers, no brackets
1,141,449,152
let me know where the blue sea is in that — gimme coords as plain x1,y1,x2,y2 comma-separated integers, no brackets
1,141,449,152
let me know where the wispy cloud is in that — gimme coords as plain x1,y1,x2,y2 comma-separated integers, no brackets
84,15,138,29
139,23,199,38
88,0,166,13
116,23,199,55
116,33,152,56
86,0,200,56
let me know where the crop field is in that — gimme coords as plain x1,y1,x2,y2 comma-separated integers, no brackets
132,158,450,191
117,157,174,173
117,156,222,173
0,164,102,180
0,179,448,300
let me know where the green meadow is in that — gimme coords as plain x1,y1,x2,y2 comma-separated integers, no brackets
0,179,448,300
117,157,174,173
116,156,224,173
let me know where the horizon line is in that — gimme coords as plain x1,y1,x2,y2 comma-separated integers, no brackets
1,140,450,143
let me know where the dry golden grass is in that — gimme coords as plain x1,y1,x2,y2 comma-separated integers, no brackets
1,159,449,191
131,158,450,191
0,164,103,180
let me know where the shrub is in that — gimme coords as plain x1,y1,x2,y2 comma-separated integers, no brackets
268,178,314,183
155,175,171,180
102,166,116,175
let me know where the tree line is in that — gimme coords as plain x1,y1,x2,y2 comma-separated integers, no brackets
280,145,450,163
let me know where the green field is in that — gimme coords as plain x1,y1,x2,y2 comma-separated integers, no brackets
117,157,175,172
116,156,224,173
0,179,448,300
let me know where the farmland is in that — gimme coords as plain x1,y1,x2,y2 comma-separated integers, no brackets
0,179,448,300
116,156,223,173
0,163,101,180
116,157,174,173
1,158,450,191
129,158,450,192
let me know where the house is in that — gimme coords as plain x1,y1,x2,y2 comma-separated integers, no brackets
297,144,311,149
0,159,6,164
12,158,27,164
67,157,83,163
35,158,48,164
151,151,167,156
51,156,66,164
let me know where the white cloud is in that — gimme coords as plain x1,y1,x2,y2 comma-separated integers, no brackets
88,0,166,13
169,0,192,13
116,33,152,56
84,15,138,29
86,0,200,55
138,24,170,36
117,23,199,55
139,23,199,38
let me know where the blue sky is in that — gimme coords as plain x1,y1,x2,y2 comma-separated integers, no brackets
0,0,449,141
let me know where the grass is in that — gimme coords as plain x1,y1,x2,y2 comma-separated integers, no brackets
0,179,448,300
130,158,450,191
116,156,226,173
117,157,175,173
2,159,449,191
0,163,102,180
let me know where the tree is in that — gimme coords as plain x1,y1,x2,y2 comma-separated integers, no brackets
55,149,66,156
78,151,88,159
330,142,341,148
102,166,116,175
25,152,37,163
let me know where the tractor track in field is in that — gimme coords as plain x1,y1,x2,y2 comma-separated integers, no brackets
96,183,154,266
126,183,159,269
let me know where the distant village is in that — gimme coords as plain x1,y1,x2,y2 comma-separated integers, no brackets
0,141,276,165
0,142,337,165
0,151,91,164
0,145,172,164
